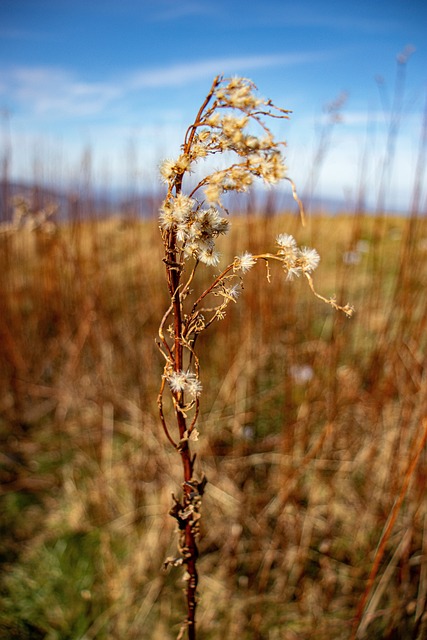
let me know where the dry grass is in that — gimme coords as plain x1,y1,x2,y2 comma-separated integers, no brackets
0,206,427,639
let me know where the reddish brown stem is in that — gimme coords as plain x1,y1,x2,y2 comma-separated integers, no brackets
183,75,222,153
165,223,200,639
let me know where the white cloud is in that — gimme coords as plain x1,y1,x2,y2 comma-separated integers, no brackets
0,66,122,117
0,52,326,119
128,52,324,89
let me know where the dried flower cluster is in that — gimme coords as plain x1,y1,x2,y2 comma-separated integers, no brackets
156,75,353,640
0,197,57,235
160,76,289,204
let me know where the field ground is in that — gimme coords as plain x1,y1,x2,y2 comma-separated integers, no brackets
1,209,427,639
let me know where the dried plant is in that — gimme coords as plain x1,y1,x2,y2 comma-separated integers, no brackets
0,196,57,235
157,75,353,639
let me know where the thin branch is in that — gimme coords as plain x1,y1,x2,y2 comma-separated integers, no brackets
158,302,174,359
184,76,222,152
304,272,354,317
285,176,306,226
189,263,235,314
157,379,178,449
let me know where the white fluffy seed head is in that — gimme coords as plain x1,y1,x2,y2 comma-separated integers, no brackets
234,251,257,274
299,247,320,273
167,370,202,398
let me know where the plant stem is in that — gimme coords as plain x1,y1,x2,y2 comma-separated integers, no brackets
166,226,199,638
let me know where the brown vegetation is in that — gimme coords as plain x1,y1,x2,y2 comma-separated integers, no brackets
0,199,426,638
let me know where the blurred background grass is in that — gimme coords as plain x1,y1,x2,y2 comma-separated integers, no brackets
1,198,426,639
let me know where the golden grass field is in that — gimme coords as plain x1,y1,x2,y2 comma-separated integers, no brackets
1,205,427,639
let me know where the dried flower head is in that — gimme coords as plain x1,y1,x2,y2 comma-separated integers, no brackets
167,370,202,398
234,251,257,274
299,246,320,273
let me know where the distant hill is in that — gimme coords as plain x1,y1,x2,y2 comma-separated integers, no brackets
0,179,163,222
1,179,405,223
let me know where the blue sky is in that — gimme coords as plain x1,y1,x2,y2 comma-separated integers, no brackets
1,0,426,210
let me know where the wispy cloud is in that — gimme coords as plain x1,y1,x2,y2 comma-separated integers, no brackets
147,0,215,21
285,13,398,34
96,0,214,21
239,4,399,34
0,66,121,117
128,52,327,89
0,52,328,119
